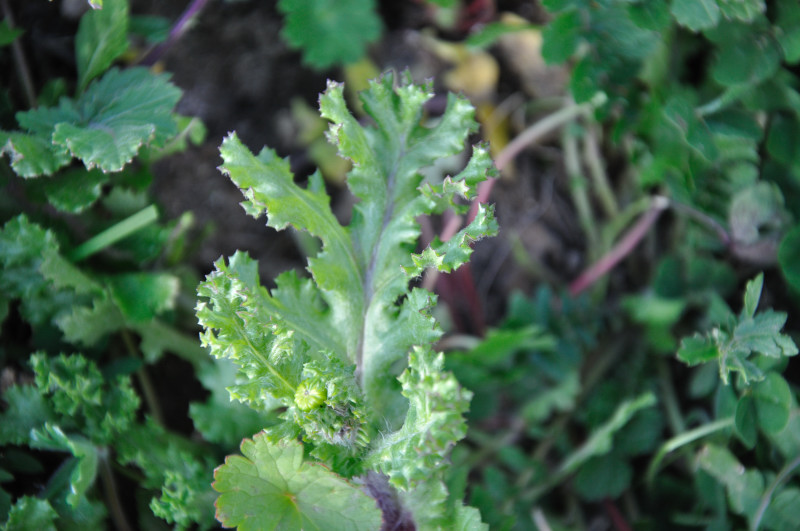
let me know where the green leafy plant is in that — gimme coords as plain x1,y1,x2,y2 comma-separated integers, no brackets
196,71,498,528
0,1,252,528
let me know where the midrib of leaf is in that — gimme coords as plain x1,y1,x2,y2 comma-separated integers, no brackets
355,136,407,387
224,298,295,395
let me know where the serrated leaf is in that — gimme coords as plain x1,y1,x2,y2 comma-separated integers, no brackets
3,497,57,531
369,347,471,491
114,419,217,529
30,353,139,443
189,358,277,447
277,0,381,69
212,73,495,425
32,168,110,213
677,335,719,365
213,434,382,530
671,0,721,32
0,385,55,445
17,67,181,173
0,132,71,177
75,0,128,92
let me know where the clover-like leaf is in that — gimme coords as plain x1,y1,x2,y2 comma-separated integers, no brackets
213,434,382,530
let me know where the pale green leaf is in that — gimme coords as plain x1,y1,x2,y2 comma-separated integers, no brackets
75,0,128,92
718,0,765,22
671,0,721,32
559,392,656,475
742,273,763,318
213,434,382,530
0,385,55,445
369,348,471,491
3,497,57,531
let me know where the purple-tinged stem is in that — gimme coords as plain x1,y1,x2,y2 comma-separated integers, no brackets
569,196,669,296
139,0,211,66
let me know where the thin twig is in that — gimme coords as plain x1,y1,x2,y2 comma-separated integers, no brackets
138,0,211,65
99,449,134,531
121,330,165,426
569,196,670,296
582,122,618,218
751,452,800,531
1,0,37,108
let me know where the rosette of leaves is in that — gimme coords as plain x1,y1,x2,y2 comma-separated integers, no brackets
197,71,497,528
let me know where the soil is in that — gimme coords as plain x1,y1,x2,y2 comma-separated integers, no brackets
134,0,582,331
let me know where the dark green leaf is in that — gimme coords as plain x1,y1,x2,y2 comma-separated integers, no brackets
0,385,54,445
766,114,800,166
734,394,758,448
541,9,581,64
75,0,128,92
29,425,99,508
575,454,631,501
753,372,792,434
17,68,181,173
0,20,23,47
778,225,800,291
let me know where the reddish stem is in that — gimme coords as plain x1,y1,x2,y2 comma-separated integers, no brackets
569,197,669,296
139,0,210,66
603,499,632,531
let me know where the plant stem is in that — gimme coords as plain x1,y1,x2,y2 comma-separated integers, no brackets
657,359,686,436
494,93,607,171
646,416,734,485
564,127,600,258
569,196,669,296
139,0,211,66
121,329,165,426
1,0,37,108
69,205,159,262
582,123,618,218
99,449,133,531
669,200,731,246
750,453,800,531
695,84,752,117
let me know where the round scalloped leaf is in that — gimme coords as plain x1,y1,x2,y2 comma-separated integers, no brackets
213,434,381,530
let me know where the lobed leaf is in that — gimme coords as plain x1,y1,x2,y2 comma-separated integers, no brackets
16,68,181,174
213,434,382,530
277,0,381,69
